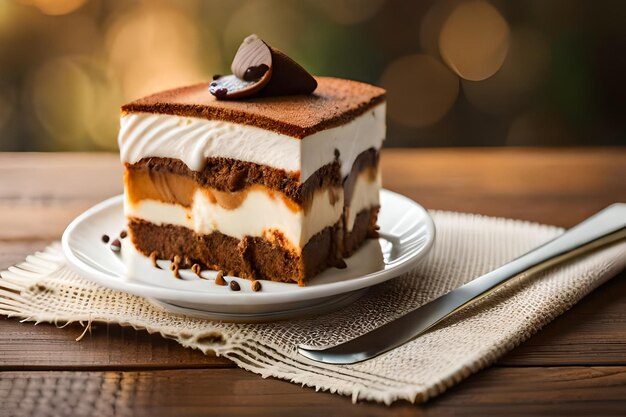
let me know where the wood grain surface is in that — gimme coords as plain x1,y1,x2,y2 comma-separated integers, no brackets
1,149,625,416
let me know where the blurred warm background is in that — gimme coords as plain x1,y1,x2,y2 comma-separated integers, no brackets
1,0,624,151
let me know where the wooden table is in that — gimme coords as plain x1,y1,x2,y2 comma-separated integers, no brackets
1,148,625,416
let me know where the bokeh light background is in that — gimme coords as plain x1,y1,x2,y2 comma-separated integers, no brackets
1,0,624,151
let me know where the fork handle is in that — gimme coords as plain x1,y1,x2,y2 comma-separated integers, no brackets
458,203,626,307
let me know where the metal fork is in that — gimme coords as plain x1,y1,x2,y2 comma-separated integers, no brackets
298,204,626,365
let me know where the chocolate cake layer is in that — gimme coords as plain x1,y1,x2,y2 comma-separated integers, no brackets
121,77,385,139
128,202,377,285
343,207,380,257
128,218,346,285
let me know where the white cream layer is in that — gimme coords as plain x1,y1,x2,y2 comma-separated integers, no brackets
119,103,385,182
125,187,344,252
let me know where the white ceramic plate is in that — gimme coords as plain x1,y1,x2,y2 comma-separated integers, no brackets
62,190,435,321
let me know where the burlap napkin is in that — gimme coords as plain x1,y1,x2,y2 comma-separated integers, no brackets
1,211,625,404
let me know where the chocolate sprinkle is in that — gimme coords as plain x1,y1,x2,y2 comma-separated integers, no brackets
110,239,121,253
101,234,110,243
229,280,241,291
120,230,128,239
333,258,347,269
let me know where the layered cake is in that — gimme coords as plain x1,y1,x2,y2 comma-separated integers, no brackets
118,35,385,285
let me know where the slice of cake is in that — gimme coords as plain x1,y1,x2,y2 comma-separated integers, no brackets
118,35,385,285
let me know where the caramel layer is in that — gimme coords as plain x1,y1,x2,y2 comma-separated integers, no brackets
125,168,196,207
125,150,378,212
126,156,341,205
125,148,378,206
125,168,306,213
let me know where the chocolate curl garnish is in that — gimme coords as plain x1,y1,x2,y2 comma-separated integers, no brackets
209,34,317,100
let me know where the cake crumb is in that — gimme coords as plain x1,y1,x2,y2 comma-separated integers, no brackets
192,263,206,279
251,280,262,292
149,251,161,269
215,270,226,286
170,263,181,279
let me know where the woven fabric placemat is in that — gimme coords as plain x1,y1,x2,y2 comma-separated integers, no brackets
1,211,625,404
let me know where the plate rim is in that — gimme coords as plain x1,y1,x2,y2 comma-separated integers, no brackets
61,189,435,306
148,287,371,323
